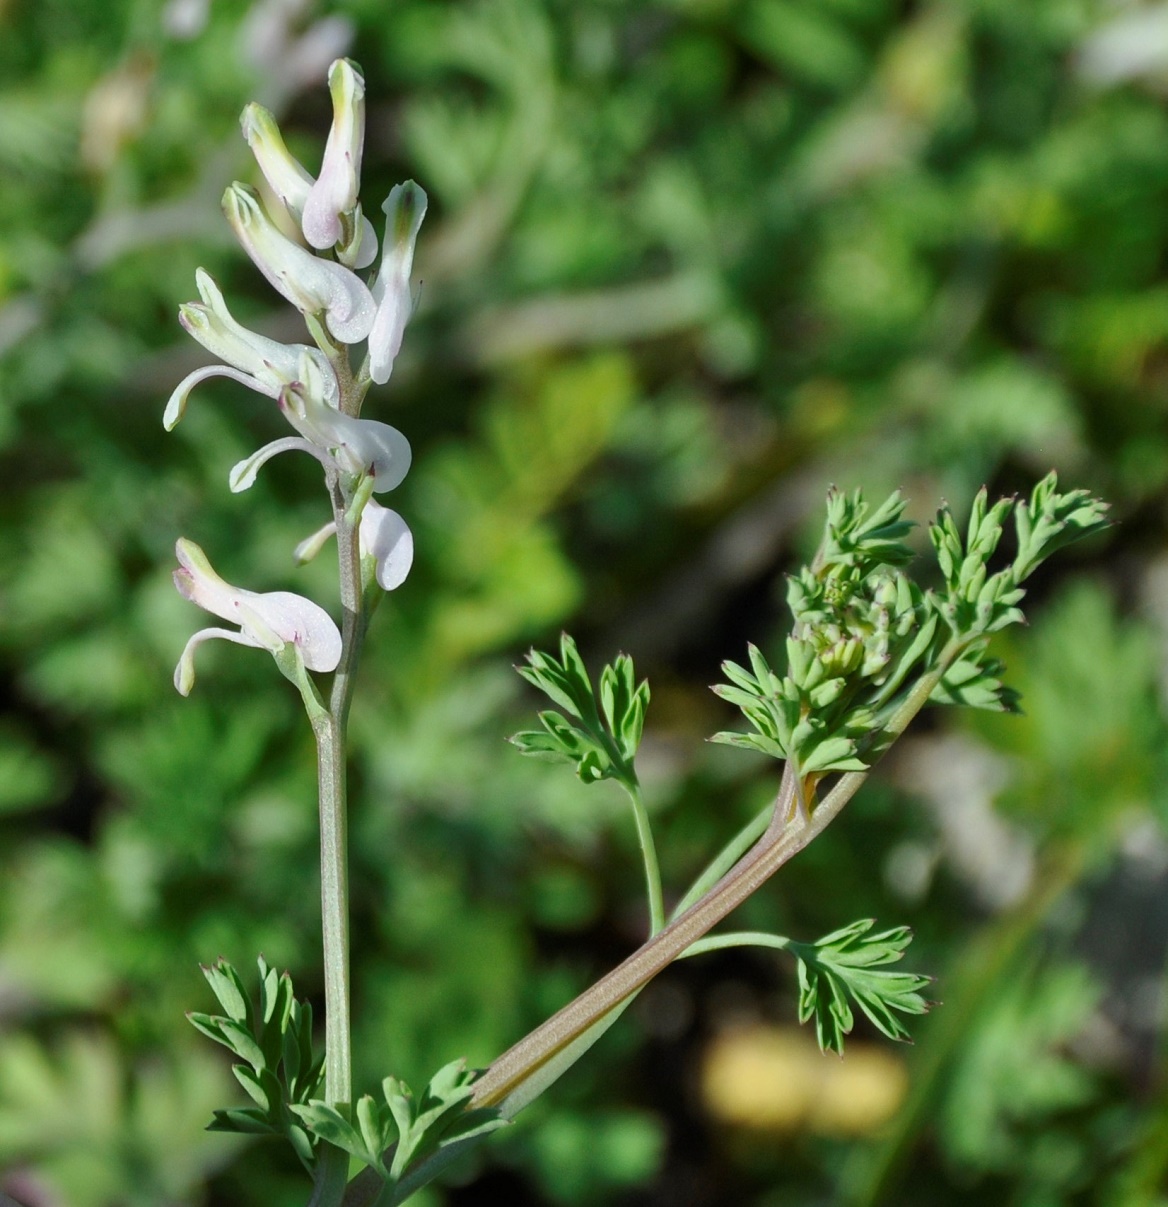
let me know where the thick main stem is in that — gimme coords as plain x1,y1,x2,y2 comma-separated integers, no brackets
314,710,352,1107
314,466,367,1111
309,472,367,1206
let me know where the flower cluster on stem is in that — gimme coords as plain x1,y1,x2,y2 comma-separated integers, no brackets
165,57,427,1205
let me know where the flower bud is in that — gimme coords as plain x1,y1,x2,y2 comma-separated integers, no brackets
368,180,427,385
240,102,314,220
359,501,413,590
302,58,365,251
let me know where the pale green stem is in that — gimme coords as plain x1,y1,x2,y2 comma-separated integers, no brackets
313,707,351,1109
621,778,665,936
679,930,792,960
308,448,369,1207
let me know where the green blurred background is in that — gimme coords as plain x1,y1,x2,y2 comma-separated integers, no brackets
3,0,1168,1203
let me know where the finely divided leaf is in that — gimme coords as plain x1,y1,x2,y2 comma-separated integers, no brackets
790,919,931,1054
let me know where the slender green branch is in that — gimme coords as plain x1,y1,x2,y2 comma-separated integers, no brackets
621,778,665,935
679,930,793,960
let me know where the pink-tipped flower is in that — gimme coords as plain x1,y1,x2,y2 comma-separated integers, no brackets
229,352,412,493
172,538,342,695
368,181,427,385
302,59,365,252
164,268,339,430
294,500,414,591
223,183,375,343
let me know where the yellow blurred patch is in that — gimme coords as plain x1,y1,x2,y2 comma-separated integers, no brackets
80,54,155,174
700,1024,908,1136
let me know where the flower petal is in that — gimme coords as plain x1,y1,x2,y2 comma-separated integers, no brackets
337,207,378,270
223,184,376,344
360,502,413,590
238,590,342,672
301,59,365,251
174,538,246,620
164,363,269,431
369,180,427,385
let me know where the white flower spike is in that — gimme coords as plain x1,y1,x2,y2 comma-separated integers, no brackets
223,183,376,343
164,268,338,430
368,181,427,385
172,538,342,695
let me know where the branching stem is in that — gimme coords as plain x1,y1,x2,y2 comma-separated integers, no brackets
469,644,959,1111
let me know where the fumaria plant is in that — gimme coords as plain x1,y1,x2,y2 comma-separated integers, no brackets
166,59,1110,1207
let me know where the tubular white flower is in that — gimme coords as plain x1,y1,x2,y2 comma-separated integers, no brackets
223,183,376,344
164,268,340,430
279,379,412,489
229,352,412,492
172,538,342,695
240,102,314,220
302,59,365,252
292,501,414,591
368,181,427,385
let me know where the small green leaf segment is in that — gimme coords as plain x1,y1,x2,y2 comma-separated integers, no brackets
510,636,663,934
292,1060,506,1201
680,919,931,1055
187,958,325,1170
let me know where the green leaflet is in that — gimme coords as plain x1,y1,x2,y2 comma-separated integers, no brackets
188,957,323,1171
789,920,932,1055
510,635,649,786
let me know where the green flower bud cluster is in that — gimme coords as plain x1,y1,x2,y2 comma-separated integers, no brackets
714,473,1110,784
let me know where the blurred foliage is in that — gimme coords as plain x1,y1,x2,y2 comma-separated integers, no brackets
3,0,1168,1204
